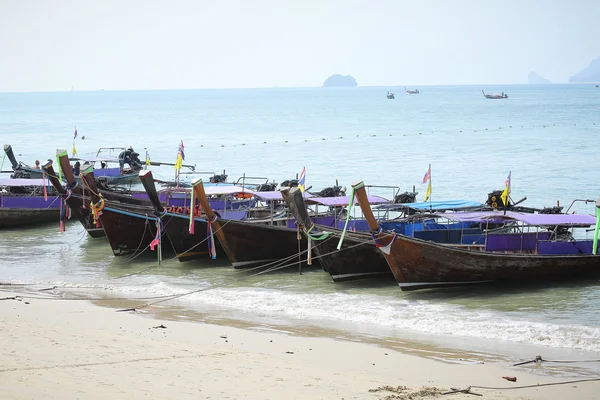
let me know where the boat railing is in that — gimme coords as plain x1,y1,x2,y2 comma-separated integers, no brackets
564,198,596,214
364,184,402,201
234,175,271,186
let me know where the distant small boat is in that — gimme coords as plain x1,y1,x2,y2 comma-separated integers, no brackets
482,90,508,99
596,85,599,88
386,91,395,99
404,87,420,94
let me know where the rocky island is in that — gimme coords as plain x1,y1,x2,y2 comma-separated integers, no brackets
322,74,357,87
570,57,600,83
528,71,551,84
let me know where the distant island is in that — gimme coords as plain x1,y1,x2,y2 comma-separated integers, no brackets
322,74,357,87
570,56,600,83
528,71,551,84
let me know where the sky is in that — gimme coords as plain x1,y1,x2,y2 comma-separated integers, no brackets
0,0,599,91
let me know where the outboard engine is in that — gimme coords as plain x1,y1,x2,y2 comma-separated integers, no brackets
540,206,564,214
394,191,418,204
281,179,299,188
11,170,31,179
316,185,346,197
210,173,228,183
256,182,278,192
118,147,142,173
486,190,509,209
128,148,142,171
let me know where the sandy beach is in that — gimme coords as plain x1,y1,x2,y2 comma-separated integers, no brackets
0,290,597,400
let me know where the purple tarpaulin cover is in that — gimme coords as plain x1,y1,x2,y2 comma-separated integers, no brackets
436,211,596,226
306,195,389,207
251,191,314,201
0,178,52,187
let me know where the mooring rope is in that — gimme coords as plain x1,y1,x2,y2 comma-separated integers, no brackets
444,378,600,396
0,229,373,310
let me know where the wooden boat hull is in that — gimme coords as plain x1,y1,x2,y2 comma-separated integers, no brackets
0,208,60,229
313,229,393,282
163,213,224,261
280,186,391,282
100,206,170,256
384,234,600,290
219,219,307,269
87,227,106,238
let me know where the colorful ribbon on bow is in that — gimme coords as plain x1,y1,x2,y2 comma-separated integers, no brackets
42,170,48,201
59,198,70,233
207,215,217,259
90,197,105,227
336,186,355,250
149,217,162,264
189,185,197,234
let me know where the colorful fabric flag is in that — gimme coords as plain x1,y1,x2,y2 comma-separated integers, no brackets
500,171,511,206
174,141,184,171
593,206,600,255
145,150,151,166
422,164,431,184
424,180,432,202
298,167,306,192
72,144,77,156
73,128,78,140
423,164,431,201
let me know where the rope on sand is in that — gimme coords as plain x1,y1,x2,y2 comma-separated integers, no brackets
444,378,600,396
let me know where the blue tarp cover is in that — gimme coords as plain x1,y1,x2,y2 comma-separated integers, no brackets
376,200,483,211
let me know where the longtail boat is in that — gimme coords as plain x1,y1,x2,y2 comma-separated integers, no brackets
404,87,419,94
281,186,392,281
482,90,508,99
194,180,307,268
80,165,171,256
193,179,347,269
0,178,60,228
45,150,205,239
3,144,44,179
353,181,600,291
41,160,98,235
44,151,155,238
139,171,228,261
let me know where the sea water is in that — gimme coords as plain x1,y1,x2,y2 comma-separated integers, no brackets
1,85,599,368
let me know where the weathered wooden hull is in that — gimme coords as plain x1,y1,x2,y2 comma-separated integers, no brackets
0,208,60,229
100,205,170,256
163,213,224,262
219,219,307,269
61,187,153,238
87,227,106,238
311,229,393,282
385,234,600,290
280,186,391,282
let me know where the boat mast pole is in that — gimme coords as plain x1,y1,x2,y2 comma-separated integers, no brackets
429,163,432,213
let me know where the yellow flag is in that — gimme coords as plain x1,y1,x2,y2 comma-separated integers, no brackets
424,180,432,202
500,185,509,206
72,144,77,156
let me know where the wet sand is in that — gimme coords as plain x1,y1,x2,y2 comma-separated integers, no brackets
1,290,598,400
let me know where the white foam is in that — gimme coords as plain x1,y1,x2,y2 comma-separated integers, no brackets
8,278,600,352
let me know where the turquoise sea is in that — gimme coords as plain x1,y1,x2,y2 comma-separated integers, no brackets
1,85,600,372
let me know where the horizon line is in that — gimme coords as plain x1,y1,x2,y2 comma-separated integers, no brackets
1,82,597,95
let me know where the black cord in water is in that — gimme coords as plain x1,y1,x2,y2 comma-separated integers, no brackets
514,355,600,366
